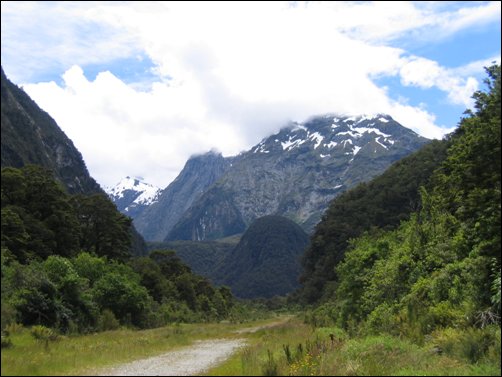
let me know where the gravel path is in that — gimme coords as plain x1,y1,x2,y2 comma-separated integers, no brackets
98,338,246,376
88,319,291,376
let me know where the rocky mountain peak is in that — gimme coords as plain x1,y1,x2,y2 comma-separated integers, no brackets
250,114,415,158
132,150,232,241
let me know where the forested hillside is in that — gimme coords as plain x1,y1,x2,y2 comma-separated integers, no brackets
214,216,310,298
1,68,101,195
297,139,449,303
0,67,147,257
0,68,236,338
1,166,235,334
302,65,500,362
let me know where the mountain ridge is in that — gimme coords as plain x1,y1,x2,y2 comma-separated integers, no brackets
133,151,231,241
1,67,102,195
164,113,429,241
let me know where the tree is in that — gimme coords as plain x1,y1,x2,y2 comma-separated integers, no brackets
92,270,150,327
71,194,132,261
435,65,501,261
1,165,81,260
129,257,178,303
149,250,191,278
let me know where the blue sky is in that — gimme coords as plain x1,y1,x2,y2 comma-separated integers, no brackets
1,1,500,188
384,15,501,128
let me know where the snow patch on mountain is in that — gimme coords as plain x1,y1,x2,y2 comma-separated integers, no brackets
253,114,399,155
281,136,307,151
106,176,160,206
309,132,324,149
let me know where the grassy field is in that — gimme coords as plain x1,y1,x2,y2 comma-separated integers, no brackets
0,317,281,376
2,316,500,376
207,317,501,376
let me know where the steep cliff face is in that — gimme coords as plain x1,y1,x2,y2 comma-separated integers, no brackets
165,114,429,241
166,186,246,241
134,151,231,241
1,67,102,195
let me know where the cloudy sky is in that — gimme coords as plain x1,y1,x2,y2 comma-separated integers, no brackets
1,1,500,189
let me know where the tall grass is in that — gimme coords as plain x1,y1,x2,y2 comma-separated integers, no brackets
1,318,281,376
208,317,501,376
4,316,499,376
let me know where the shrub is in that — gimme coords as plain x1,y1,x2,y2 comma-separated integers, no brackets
431,325,500,363
98,309,120,331
1,335,12,348
30,325,60,349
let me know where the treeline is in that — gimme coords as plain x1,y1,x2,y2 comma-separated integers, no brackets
1,165,235,334
301,65,500,357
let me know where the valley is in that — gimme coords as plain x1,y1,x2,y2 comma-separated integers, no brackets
1,26,500,377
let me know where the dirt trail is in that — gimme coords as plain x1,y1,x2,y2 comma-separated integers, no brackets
90,317,291,376
97,338,245,376
232,317,292,334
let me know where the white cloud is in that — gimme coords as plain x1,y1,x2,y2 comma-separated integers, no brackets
4,1,500,188
451,55,501,76
439,1,502,37
299,1,501,43
0,1,142,83
23,65,244,188
398,55,502,109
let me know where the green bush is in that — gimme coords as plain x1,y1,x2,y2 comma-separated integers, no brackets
365,303,401,336
30,325,59,341
30,325,60,349
431,325,501,363
304,303,337,327
98,309,120,331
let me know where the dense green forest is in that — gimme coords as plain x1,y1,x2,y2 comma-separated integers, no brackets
1,165,236,336
301,65,500,364
214,215,310,298
148,239,235,278
156,216,310,299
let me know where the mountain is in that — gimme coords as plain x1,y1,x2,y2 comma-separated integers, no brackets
165,114,429,241
0,67,147,256
213,215,310,298
133,151,231,241
1,67,101,195
105,176,160,219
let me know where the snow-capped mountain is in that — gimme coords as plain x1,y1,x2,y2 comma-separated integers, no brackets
106,176,160,218
111,113,429,242
164,113,429,241
251,114,406,158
